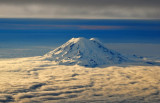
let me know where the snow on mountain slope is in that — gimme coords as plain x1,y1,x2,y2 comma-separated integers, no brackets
44,37,128,67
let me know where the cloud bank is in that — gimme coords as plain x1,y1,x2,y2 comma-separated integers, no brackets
0,57,160,102
0,0,160,19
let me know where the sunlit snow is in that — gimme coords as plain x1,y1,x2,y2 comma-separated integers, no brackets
44,37,128,67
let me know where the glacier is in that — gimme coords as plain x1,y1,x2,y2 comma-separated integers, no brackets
43,37,128,67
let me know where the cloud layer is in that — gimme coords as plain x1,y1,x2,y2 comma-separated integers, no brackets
0,0,160,19
0,56,160,102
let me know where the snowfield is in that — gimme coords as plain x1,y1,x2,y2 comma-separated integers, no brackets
0,57,160,103
44,37,128,67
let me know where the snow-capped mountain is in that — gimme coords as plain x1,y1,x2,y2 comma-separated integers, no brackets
43,37,128,67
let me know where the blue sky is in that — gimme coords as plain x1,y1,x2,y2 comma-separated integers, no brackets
0,18,160,58
0,19,160,45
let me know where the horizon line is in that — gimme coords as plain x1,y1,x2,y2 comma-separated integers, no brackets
0,17,160,21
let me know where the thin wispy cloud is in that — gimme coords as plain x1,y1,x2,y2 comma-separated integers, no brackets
0,23,126,30
1,23,160,30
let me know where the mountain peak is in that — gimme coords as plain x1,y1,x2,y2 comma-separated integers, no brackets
69,37,86,41
68,37,90,44
90,38,101,42
44,37,128,67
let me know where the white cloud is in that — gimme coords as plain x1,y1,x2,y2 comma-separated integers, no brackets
0,57,160,102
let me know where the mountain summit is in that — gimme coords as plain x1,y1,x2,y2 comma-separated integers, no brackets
44,37,128,67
